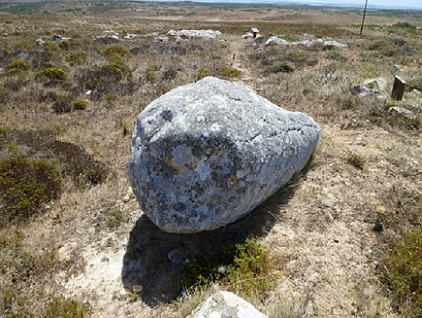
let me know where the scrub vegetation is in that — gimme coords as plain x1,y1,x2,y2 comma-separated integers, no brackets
0,1,421,317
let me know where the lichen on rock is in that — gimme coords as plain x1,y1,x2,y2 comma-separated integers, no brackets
129,77,320,233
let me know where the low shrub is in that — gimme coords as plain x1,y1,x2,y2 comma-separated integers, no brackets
103,45,132,59
347,153,365,169
0,126,8,138
0,154,61,227
146,71,157,82
36,67,67,83
393,22,417,30
42,296,91,318
66,51,87,65
5,59,30,74
71,98,88,110
195,67,212,80
218,66,242,77
107,209,124,228
106,94,118,102
382,229,422,318
182,238,275,299
52,95,73,113
104,53,132,75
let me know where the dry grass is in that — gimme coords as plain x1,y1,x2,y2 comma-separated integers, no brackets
0,3,421,318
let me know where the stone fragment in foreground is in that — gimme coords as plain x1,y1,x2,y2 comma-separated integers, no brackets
187,291,268,318
129,77,320,233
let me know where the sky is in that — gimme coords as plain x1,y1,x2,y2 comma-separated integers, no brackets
175,0,422,10
282,0,422,9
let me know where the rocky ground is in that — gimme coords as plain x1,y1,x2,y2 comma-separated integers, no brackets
0,4,421,318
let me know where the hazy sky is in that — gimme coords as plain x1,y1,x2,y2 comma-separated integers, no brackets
280,0,422,9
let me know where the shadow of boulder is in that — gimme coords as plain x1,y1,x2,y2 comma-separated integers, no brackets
121,178,300,307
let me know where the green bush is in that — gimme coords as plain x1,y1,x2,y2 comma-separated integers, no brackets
383,229,422,318
195,68,212,80
347,153,366,170
5,59,30,74
106,94,118,102
146,71,157,82
107,209,124,228
104,54,132,75
84,165,105,185
65,51,87,65
182,238,274,298
0,126,8,138
71,99,88,110
393,22,417,30
218,66,242,78
36,67,67,82
42,296,91,318
103,45,132,59
0,155,61,227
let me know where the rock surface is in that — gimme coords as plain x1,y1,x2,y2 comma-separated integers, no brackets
265,36,346,48
187,291,268,318
129,77,320,233
167,29,222,39
388,106,416,120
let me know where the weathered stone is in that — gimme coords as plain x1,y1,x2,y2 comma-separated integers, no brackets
388,107,416,120
351,85,375,97
265,36,288,46
167,29,222,39
35,38,45,46
406,103,422,114
323,40,348,48
187,291,268,318
129,77,320,233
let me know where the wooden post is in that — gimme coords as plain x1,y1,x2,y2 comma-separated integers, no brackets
391,76,406,101
251,27,259,39
360,0,369,37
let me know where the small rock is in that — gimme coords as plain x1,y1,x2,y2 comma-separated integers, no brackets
391,64,400,74
388,107,416,121
363,78,387,92
167,29,222,39
324,40,347,48
406,103,422,114
265,36,288,46
188,291,268,318
167,247,186,264
154,35,169,43
351,85,375,97
35,38,45,46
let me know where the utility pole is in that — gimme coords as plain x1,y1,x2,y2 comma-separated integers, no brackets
360,0,369,37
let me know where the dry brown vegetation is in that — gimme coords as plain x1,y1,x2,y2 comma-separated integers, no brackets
0,2,421,318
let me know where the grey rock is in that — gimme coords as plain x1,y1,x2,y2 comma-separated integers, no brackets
265,36,288,46
391,64,401,74
35,38,45,46
167,29,222,39
154,36,169,43
167,247,187,264
351,85,375,97
129,77,320,233
363,78,387,92
52,34,71,42
187,291,268,318
52,34,62,42
388,107,416,120
324,40,348,48
406,103,422,114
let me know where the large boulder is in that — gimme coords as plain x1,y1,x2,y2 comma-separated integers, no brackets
129,77,320,233
187,291,268,318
